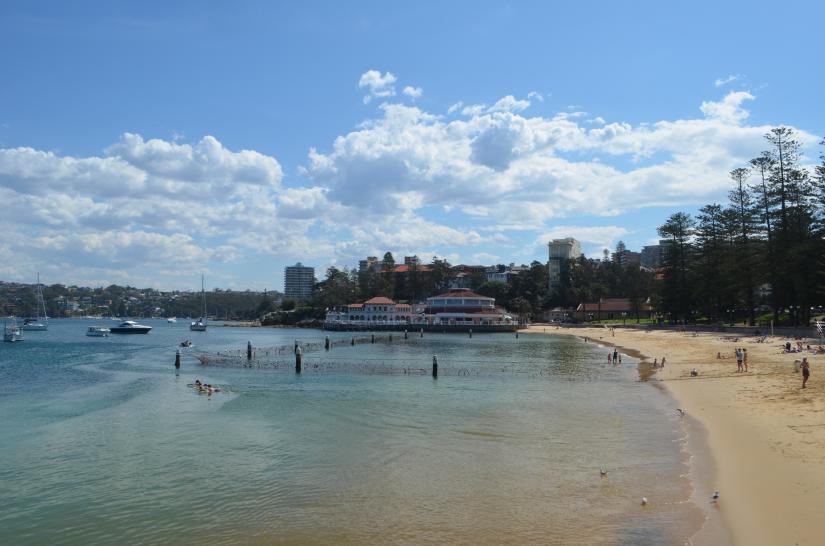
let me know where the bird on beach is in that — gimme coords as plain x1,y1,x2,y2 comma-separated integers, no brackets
641,497,648,506
600,468,609,477
676,408,687,417
710,491,720,503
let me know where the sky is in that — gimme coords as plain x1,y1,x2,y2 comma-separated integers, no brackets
1,0,823,291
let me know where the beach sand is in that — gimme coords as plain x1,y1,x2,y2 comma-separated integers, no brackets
524,325,825,546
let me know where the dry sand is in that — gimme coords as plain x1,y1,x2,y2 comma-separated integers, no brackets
523,325,825,546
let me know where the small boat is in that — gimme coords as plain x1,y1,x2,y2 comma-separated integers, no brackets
167,317,177,323
179,340,193,348
86,326,110,337
190,275,208,332
110,320,152,334
4,321,23,342
21,273,48,331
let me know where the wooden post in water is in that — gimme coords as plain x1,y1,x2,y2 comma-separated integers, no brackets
371,333,375,344
325,335,330,351
469,328,472,338
432,354,438,379
515,330,519,339
247,341,252,360
404,329,408,339
175,349,181,369
351,337,355,346
295,345,302,373
389,333,393,342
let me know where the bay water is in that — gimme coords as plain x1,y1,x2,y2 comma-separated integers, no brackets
0,320,703,545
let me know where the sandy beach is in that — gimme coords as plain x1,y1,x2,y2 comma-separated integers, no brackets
524,324,825,546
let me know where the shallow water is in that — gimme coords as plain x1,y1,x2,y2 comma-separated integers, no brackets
0,320,702,545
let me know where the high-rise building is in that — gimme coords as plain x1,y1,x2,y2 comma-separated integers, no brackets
358,256,379,274
548,238,582,291
284,263,315,301
641,240,671,269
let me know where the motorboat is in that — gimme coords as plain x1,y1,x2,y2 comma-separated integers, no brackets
110,320,152,334
86,326,110,337
4,321,23,342
167,317,177,323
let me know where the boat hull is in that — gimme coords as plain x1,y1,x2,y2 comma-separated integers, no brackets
110,327,152,334
22,324,47,331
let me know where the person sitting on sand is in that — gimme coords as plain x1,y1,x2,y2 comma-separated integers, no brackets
801,357,810,388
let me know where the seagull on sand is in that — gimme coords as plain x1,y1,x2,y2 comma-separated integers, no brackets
641,497,648,506
676,408,687,417
710,491,720,503
600,468,609,477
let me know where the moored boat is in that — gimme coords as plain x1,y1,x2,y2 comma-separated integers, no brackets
21,273,48,331
4,321,23,342
86,326,110,337
190,275,208,332
110,320,152,334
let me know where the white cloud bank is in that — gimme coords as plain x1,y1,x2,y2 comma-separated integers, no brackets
1,79,819,287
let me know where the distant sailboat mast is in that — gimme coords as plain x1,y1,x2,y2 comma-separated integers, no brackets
190,275,207,331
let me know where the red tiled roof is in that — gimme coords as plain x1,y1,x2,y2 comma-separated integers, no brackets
393,264,433,273
364,296,396,305
431,289,491,299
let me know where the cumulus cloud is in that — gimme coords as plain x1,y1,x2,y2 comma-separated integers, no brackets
303,91,819,236
700,91,754,124
402,85,423,99
358,69,397,103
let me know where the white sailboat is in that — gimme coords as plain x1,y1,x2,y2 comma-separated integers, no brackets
22,273,48,331
190,275,207,332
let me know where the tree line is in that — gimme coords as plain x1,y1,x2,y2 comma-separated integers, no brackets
657,128,825,326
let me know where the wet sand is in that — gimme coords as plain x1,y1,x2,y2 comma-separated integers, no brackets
525,324,825,546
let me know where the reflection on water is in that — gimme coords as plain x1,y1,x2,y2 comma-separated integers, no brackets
0,321,702,545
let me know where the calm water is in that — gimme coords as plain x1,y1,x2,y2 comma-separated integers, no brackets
0,320,702,545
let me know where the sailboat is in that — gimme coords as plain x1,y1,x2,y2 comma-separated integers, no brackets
22,273,48,331
190,275,207,332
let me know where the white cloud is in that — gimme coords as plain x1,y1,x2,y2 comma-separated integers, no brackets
471,252,500,264
447,101,464,114
487,95,531,113
527,91,545,102
714,74,744,87
358,69,397,103
700,91,754,124
402,85,423,99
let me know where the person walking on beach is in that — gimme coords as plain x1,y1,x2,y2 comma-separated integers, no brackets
801,357,810,388
608,353,612,364
735,348,743,372
742,349,748,372
660,357,666,369
613,348,619,363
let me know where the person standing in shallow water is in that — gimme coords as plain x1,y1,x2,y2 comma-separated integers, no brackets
801,357,810,388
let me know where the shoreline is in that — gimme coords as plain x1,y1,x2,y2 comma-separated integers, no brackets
523,324,825,546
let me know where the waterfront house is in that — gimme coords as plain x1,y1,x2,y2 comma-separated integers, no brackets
574,298,653,322
423,289,515,326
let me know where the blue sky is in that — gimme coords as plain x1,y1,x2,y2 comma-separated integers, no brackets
1,0,823,290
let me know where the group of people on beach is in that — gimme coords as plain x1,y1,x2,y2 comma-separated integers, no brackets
606,348,622,364
652,357,665,369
